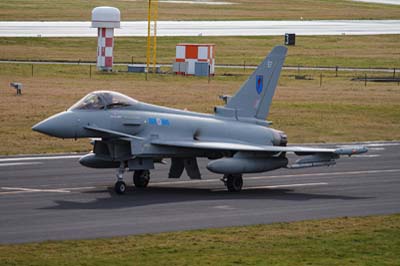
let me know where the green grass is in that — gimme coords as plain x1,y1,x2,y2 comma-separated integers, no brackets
1,0,400,21
1,35,400,68
1,214,399,265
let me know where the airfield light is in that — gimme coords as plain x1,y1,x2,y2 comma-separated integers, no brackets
9,82,22,95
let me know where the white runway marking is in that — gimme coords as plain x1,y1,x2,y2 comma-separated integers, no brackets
368,147,385,151
160,0,234,4
213,205,236,210
0,162,43,167
0,155,82,163
364,143,400,147
353,0,400,5
0,186,95,195
352,154,381,158
212,182,328,192
153,168,400,186
245,182,329,190
247,169,400,181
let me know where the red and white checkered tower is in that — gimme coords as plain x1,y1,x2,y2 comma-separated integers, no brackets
91,7,120,71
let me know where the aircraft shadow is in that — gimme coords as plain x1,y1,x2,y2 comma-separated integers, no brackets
43,185,371,210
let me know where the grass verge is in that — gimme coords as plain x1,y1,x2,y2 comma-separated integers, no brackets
1,0,400,21
1,35,400,68
0,214,399,265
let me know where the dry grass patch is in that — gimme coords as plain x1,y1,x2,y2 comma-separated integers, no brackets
0,63,399,155
1,0,400,21
1,35,399,69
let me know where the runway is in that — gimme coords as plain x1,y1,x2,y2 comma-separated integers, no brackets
1,20,400,37
0,141,399,244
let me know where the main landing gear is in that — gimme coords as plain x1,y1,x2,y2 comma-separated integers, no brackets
221,174,243,192
114,165,151,194
133,170,150,188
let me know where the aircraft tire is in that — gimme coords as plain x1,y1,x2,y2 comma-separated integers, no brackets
133,170,150,188
225,174,243,192
115,181,127,194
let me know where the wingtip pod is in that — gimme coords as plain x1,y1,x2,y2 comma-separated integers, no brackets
335,146,368,156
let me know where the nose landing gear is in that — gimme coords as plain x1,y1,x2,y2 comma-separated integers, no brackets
114,164,127,194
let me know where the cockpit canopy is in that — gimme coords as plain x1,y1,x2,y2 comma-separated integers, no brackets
68,91,138,111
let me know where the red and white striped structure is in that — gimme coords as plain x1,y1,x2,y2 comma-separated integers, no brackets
96,28,114,70
91,7,120,71
175,43,215,75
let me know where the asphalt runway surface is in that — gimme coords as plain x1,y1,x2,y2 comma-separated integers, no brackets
0,141,399,244
1,20,400,37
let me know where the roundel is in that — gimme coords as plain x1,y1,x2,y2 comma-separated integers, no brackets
256,75,263,95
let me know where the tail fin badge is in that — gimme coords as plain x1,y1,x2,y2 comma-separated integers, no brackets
256,75,263,95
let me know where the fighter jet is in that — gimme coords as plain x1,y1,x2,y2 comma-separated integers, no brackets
32,46,367,194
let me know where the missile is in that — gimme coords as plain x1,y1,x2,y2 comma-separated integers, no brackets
288,154,336,169
207,156,288,174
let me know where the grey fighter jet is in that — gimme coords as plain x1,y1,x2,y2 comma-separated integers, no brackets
32,46,367,194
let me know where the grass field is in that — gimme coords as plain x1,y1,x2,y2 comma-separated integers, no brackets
1,35,400,68
0,214,399,265
0,61,399,155
0,0,400,21
0,35,399,155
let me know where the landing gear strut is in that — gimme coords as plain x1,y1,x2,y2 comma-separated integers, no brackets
222,174,243,192
114,164,126,194
133,170,150,188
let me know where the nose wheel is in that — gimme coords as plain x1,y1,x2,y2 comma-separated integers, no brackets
222,174,243,192
115,180,127,194
114,163,127,195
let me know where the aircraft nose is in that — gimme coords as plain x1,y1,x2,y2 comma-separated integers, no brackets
32,111,78,138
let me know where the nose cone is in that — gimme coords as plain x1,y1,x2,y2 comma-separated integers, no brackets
32,111,78,138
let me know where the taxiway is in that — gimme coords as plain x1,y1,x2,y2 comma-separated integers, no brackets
0,141,399,243
0,20,399,37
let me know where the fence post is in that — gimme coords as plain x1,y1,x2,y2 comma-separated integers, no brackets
365,73,367,87
31,64,34,77
320,73,322,87
335,66,338,77
208,65,211,84
89,64,92,79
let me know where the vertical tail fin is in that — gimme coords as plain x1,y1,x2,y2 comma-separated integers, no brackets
225,45,287,120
